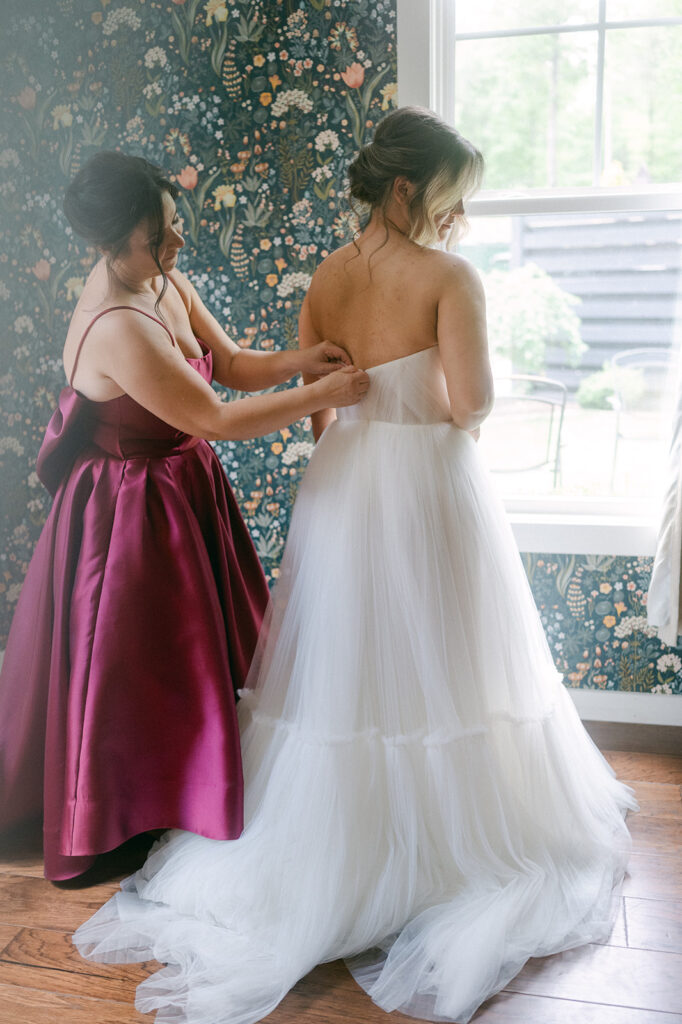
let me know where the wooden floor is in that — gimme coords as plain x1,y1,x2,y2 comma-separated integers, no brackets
0,750,680,1024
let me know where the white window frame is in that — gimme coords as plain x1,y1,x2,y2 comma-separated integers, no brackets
397,0,682,555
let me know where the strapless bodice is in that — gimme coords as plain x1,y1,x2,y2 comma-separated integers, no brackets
336,346,452,426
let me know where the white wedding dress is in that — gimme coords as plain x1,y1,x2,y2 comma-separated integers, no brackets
74,345,636,1024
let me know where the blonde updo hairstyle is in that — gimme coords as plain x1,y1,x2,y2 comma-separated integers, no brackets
348,106,484,249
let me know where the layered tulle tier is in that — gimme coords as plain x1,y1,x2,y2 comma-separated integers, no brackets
75,394,635,1023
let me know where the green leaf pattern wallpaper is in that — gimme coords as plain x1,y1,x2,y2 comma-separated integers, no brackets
0,0,679,695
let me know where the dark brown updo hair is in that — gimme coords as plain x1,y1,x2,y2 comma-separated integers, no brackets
64,150,179,310
348,106,484,248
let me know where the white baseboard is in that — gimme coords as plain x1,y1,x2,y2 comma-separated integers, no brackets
569,687,682,727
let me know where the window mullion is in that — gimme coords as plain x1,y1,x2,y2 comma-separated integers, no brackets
430,0,457,125
594,0,606,187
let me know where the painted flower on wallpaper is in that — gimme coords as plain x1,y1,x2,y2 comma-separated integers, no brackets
329,22,360,53
144,47,168,70
341,63,365,89
658,652,682,674
314,130,340,153
17,86,37,110
285,11,308,40
281,441,315,466
614,615,657,639
51,105,73,130
271,88,313,118
64,277,84,301
205,0,228,27
31,260,51,281
213,184,236,210
177,166,199,190
381,81,398,110
101,7,142,35
0,148,20,168
13,315,34,335
276,272,312,298
163,128,191,157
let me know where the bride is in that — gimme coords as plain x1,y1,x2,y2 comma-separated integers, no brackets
75,107,636,1024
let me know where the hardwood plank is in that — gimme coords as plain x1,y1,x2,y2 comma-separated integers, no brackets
625,781,682,820
627,815,682,856
602,751,682,785
476,989,682,1023
625,897,682,955
265,960,682,1024
0,875,120,932
584,722,682,756
0,927,20,958
0,962,141,1007
264,960,415,1023
598,897,627,948
0,853,45,880
508,942,682,1014
0,981,146,1023
0,927,155,1002
624,852,682,900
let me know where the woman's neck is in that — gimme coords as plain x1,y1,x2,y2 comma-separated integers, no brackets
366,202,410,237
109,261,157,296
96,257,160,303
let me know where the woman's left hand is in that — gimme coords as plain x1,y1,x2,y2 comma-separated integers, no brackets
299,341,352,377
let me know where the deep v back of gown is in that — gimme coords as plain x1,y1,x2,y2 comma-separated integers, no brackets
75,342,635,1024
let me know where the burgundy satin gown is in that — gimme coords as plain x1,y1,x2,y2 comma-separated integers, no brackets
0,307,270,879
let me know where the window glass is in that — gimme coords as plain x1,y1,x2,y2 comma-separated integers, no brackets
606,0,682,19
455,0,597,35
455,32,597,189
459,211,680,503
602,27,682,185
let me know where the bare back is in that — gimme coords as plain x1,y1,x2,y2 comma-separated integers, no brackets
302,224,493,436
307,230,443,370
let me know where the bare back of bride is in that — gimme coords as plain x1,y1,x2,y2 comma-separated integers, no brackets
74,108,635,1024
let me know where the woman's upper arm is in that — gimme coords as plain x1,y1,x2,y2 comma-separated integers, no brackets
171,269,239,383
436,257,494,430
97,310,227,439
299,290,335,440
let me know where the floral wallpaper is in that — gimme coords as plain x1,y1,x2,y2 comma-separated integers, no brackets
525,554,681,696
0,0,396,641
0,0,680,697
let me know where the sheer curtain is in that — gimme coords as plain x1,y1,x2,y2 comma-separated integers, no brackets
648,356,682,646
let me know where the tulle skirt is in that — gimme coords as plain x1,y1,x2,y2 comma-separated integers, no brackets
74,418,636,1023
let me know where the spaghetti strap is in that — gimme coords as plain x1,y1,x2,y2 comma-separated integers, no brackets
68,305,176,388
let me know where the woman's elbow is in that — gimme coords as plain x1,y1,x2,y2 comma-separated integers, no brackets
187,398,232,442
450,390,494,431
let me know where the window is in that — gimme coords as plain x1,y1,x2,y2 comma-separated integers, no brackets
397,0,682,553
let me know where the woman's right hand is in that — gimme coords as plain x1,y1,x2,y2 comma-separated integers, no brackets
316,365,370,408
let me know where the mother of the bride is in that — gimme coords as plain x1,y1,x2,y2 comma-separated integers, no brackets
0,151,369,881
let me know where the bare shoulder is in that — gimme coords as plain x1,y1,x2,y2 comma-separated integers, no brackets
87,305,173,352
309,243,357,287
304,246,355,320
425,250,484,299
